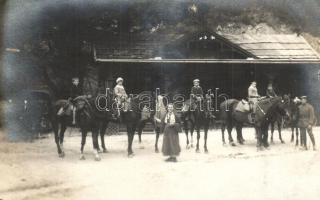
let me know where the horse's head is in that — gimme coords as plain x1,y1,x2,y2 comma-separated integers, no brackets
274,95,291,120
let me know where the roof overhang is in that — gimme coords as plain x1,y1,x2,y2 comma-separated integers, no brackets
95,58,320,64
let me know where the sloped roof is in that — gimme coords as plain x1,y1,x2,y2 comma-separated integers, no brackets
220,34,320,60
94,31,320,63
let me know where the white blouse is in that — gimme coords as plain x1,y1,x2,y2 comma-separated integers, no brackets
165,112,176,125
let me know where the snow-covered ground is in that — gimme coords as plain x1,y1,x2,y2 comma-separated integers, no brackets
1,127,320,200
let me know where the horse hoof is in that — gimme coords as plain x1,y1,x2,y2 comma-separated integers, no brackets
281,141,285,144
155,149,159,153
196,149,200,153
97,149,102,153
204,149,209,154
223,142,226,146
128,153,135,158
103,149,108,153
257,146,263,151
79,155,85,160
230,142,236,147
94,156,101,161
59,152,65,158
190,144,194,148
139,145,145,149
186,145,190,149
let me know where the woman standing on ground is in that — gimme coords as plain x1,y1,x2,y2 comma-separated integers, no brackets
161,103,181,162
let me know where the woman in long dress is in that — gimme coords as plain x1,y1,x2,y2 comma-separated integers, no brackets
161,103,181,162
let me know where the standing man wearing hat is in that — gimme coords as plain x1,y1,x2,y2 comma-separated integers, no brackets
266,83,277,98
190,79,203,111
298,96,316,150
114,77,129,116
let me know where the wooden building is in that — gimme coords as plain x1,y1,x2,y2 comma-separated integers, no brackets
92,30,320,102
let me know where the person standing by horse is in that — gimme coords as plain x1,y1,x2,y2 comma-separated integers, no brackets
114,77,129,117
248,81,260,113
190,79,204,111
266,83,277,98
298,96,317,151
162,103,181,162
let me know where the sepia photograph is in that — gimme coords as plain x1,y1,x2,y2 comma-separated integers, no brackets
1,0,320,199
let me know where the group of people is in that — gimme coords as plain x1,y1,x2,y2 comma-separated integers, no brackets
61,77,317,162
248,81,316,151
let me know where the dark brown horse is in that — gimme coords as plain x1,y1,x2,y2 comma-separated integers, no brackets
119,91,156,157
181,95,215,153
136,94,166,153
220,96,290,149
219,99,248,146
254,96,290,150
52,94,114,160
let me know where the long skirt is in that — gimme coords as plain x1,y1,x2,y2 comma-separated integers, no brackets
162,124,181,156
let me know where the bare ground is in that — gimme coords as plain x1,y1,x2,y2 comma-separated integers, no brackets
0,127,320,200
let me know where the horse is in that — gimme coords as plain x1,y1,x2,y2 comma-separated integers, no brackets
254,96,290,150
118,91,156,157
268,112,285,144
136,94,166,153
181,95,215,153
219,99,248,146
52,94,114,160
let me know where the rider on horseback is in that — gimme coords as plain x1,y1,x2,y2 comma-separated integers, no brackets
114,77,130,117
57,77,83,125
190,79,203,111
248,81,260,113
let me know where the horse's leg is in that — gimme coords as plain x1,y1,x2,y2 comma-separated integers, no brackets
80,129,88,160
92,128,101,161
291,126,294,142
270,122,274,143
204,123,209,153
137,120,146,149
236,124,244,145
295,126,299,146
221,123,226,145
195,125,201,153
278,121,284,143
127,123,135,157
53,121,63,157
190,122,194,148
100,121,109,153
227,124,236,146
155,126,160,153
59,123,67,157
263,125,270,148
184,121,190,149
256,127,263,151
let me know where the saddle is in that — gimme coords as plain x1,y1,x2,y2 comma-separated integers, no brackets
235,99,250,113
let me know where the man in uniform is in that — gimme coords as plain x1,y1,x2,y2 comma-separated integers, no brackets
298,96,316,151
266,83,277,98
190,79,203,111
248,81,260,112
114,77,129,117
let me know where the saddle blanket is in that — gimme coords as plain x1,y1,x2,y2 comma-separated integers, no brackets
235,100,250,113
